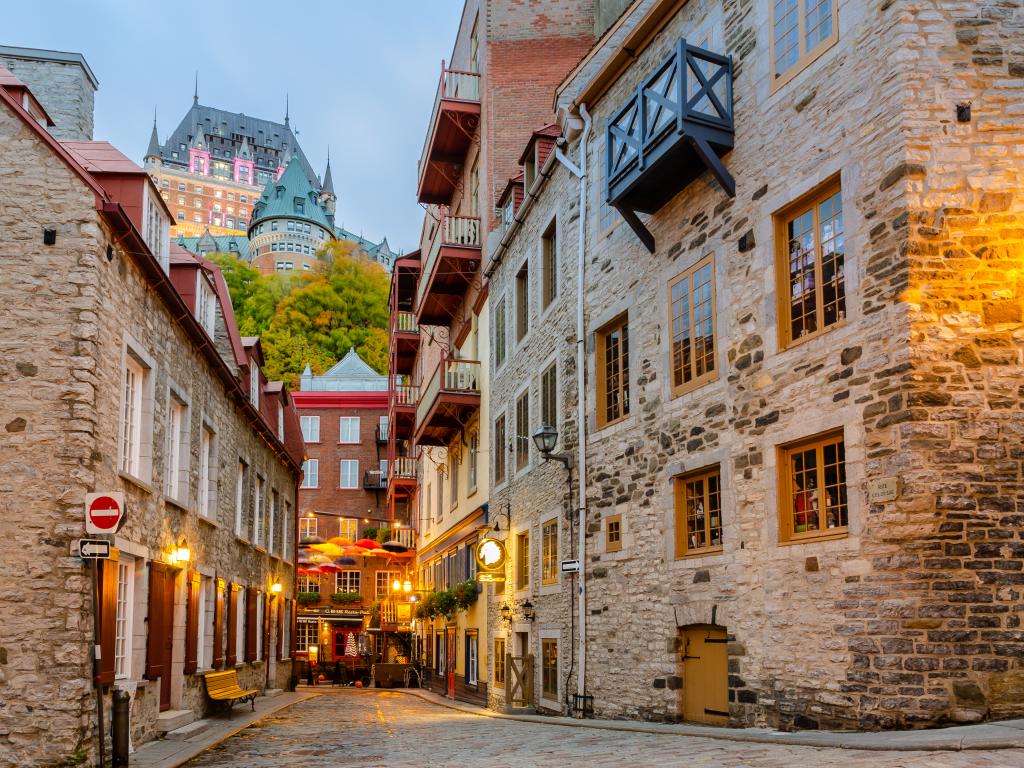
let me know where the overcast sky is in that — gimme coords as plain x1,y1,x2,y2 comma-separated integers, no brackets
5,0,464,251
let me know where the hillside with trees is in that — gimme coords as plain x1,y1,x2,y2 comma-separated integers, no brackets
210,241,390,388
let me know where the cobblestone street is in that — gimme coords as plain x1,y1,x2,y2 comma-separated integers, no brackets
184,690,1024,768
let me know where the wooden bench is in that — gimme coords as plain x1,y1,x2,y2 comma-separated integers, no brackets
203,670,258,718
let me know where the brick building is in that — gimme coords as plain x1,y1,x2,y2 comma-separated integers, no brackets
483,0,1024,731
293,351,415,672
0,65,303,765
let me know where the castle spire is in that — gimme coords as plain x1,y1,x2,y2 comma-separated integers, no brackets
145,109,160,159
322,147,335,196
193,72,199,105
284,93,290,127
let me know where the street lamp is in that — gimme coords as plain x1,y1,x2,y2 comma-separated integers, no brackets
532,424,573,469
499,603,513,625
521,600,536,622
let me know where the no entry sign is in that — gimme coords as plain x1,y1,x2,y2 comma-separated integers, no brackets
85,493,125,534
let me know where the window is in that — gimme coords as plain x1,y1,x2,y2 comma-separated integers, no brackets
595,315,629,428
541,638,558,699
298,575,320,593
465,631,478,685
378,415,389,442
178,183,186,191
675,466,723,557
234,460,248,535
494,637,506,687
339,518,358,541
282,601,291,658
515,531,529,590
494,297,507,368
541,520,558,585
277,405,284,442
198,424,216,518
779,430,848,541
268,490,278,554
515,262,529,341
253,476,264,546
340,460,359,489
469,16,479,72
282,501,292,559
468,430,479,491
437,472,445,521
541,220,557,308
771,0,838,88
515,392,530,472
165,395,188,500
494,415,506,485
776,181,845,347
336,570,360,593
177,212,185,221
469,158,479,217
196,575,210,670
300,516,317,539
669,256,717,396
541,362,557,430
249,364,259,407
120,354,148,478
114,557,134,679
375,571,398,599
235,588,246,662
301,459,318,488
295,621,317,652
450,450,460,509
606,514,622,552
339,417,360,443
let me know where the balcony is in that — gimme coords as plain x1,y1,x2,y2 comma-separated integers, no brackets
417,65,481,205
605,40,734,253
414,356,481,447
388,454,418,499
363,469,387,491
390,311,420,375
389,377,418,440
416,212,482,325
376,423,389,444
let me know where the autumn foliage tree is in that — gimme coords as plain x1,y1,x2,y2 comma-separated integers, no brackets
209,241,389,388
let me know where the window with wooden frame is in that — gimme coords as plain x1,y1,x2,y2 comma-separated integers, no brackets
778,430,848,542
775,181,845,348
540,362,557,430
541,219,557,309
300,516,316,539
515,531,529,590
541,637,558,699
770,0,838,90
494,637,506,687
674,466,723,557
595,314,629,428
606,514,622,553
494,297,507,368
515,391,530,471
515,261,529,341
541,520,558,585
669,256,717,396
339,517,358,541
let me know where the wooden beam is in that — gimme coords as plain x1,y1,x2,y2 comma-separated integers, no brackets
617,206,656,253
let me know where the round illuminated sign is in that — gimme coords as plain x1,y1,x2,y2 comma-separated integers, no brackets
475,537,507,571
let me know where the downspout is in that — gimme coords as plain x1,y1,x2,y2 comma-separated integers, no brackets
554,103,592,708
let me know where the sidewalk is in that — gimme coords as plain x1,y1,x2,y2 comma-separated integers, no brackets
131,691,318,768
389,687,1024,752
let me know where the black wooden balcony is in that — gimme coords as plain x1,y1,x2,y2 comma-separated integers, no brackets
605,40,734,252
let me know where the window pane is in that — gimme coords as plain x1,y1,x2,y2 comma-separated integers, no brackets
692,263,715,378
790,447,819,533
670,276,691,388
787,208,818,339
685,477,706,550
773,0,800,77
819,190,846,327
822,439,848,529
805,0,833,51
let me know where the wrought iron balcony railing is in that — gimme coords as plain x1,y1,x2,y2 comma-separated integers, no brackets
363,470,387,490
605,39,734,252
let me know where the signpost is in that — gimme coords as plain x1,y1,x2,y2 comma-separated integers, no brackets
85,493,125,534
560,559,581,574
77,540,112,559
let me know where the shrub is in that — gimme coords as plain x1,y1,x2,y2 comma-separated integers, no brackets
433,589,459,619
330,591,362,604
297,591,321,606
453,580,480,611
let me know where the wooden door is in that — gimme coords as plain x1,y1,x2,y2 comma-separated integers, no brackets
446,628,456,698
681,626,728,725
145,562,176,712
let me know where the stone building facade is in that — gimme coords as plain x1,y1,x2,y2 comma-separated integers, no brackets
0,44,97,141
0,71,302,765
484,0,1024,731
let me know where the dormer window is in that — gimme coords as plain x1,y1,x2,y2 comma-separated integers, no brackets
249,364,259,407
277,404,284,441
195,273,216,336
524,151,536,191
294,198,305,214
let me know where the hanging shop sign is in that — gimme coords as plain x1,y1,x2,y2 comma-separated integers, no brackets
475,537,507,583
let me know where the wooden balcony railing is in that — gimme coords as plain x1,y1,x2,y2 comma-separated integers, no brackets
417,212,481,309
390,379,419,408
393,311,418,334
418,65,481,181
390,455,418,481
415,356,481,428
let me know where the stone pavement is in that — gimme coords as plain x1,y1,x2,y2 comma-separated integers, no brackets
182,688,1024,768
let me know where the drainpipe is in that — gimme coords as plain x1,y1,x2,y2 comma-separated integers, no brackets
553,102,591,707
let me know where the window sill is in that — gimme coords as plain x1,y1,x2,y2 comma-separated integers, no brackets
119,471,155,495
779,318,848,354
336,487,361,491
254,545,268,554
235,535,251,546
301,486,321,491
337,442,362,446
163,495,191,513
671,372,719,401
675,546,724,561
197,514,219,528
778,530,849,547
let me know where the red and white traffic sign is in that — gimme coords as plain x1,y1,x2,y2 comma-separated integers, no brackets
85,493,125,534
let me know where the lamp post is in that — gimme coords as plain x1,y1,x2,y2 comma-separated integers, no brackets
532,424,574,510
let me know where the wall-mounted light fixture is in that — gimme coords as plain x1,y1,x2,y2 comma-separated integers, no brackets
270,582,283,594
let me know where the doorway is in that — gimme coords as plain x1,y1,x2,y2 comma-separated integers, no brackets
446,627,457,698
680,625,728,725
146,562,176,712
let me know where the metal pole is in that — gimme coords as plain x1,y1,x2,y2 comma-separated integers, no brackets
91,560,106,768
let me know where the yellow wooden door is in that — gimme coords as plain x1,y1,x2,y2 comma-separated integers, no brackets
681,626,728,725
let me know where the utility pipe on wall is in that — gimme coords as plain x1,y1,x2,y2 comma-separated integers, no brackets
554,102,592,706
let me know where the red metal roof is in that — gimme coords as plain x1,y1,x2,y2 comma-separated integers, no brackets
518,124,562,165
61,141,143,175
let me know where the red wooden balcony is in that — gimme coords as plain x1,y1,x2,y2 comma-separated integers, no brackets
417,64,481,205
389,377,418,441
414,356,481,447
416,212,481,325
390,311,420,376
388,454,419,500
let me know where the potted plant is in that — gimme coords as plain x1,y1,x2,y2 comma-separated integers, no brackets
376,526,392,544
433,589,458,620
362,526,378,542
330,591,362,605
297,591,321,607
453,579,480,611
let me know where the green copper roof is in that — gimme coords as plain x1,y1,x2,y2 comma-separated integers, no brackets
177,230,251,261
249,157,332,232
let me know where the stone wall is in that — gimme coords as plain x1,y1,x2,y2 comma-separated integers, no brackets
0,102,297,766
486,0,1023,731
0,50,95,141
